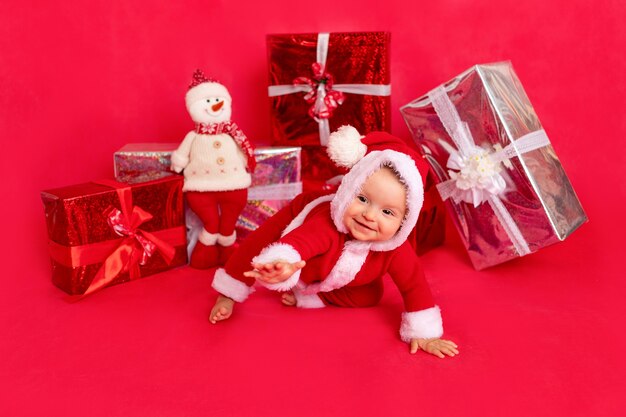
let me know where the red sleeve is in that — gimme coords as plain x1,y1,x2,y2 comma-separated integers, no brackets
387,242,435,312
223,192,329,286
278,204,338,262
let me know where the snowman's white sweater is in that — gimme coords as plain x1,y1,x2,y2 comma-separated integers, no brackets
171,131,251,192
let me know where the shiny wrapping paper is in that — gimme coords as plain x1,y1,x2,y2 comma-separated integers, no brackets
267,32,391,146
235,146,302,239
114,143,177,182
41,175,187,295
300,146,346,192
401,62,587,269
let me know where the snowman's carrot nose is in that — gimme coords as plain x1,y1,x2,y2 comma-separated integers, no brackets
212,101,224,112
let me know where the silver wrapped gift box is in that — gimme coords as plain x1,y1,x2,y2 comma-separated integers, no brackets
401,61,587,269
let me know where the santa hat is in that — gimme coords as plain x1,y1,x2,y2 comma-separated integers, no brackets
185,69,231,110
328,126,430,252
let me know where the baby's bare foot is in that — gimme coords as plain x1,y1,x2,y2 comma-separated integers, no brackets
281,292,296,306
209,295,235,324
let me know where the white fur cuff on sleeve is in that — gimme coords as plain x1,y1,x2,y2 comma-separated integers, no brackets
212,268,255,302
399,306,443,342
252,243,302,292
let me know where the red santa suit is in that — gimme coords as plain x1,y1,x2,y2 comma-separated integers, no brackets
212,127,444,341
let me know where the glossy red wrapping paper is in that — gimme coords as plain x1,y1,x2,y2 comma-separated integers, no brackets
41,175,187,295
267,32,391,146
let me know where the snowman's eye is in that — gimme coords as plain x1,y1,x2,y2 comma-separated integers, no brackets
215,98,221,102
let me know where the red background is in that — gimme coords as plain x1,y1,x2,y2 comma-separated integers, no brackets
1,1,624,416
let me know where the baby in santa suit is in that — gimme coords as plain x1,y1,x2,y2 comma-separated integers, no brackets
209,126,458,358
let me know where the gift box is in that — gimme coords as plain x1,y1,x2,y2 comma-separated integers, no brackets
236,146,302,239
401,61,587,269
114,143,178,182
267,32,391,147
300,145,345,192
41,175,188,296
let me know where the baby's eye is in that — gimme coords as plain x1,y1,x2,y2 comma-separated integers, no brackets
382,209,394,216
357,195,367,203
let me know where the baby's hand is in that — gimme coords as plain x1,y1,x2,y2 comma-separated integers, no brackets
244,260,306,284
410,338,459,358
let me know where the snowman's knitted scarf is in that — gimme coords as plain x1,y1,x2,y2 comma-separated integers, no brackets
195,121,256,171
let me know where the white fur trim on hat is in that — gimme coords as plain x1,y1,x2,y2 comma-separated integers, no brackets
185,82,232,110
252,243,302,292
198,229,218,246
217,232,236,247
399,306,443,342
212,268,255,302
330,150,424,252
327,125,367,168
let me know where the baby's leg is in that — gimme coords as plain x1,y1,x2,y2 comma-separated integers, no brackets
209,294,235,324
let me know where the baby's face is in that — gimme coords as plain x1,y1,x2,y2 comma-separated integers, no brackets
342,167,407,242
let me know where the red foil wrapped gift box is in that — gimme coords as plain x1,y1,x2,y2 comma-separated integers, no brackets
267,32,391,148
41,175,188,296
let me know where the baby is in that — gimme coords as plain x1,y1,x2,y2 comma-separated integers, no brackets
209,127,458,358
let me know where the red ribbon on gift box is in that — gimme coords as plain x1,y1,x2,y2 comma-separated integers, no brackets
47,179,185,298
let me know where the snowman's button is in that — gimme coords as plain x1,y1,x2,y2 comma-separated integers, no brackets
216,157,225,165
213,141,222,149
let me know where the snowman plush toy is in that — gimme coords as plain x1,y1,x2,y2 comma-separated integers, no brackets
171,69,256,269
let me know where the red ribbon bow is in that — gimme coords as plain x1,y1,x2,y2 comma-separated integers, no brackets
79,182,177,298
293,62,345,120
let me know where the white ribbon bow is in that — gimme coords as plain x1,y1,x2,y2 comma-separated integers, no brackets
427,86,551,256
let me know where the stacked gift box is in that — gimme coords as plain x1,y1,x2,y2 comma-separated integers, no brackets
267,31,391,191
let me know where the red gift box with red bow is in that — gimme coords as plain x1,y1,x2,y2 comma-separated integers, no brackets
41,175,188,296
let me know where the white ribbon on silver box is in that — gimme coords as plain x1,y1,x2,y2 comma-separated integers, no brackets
427,86,551,256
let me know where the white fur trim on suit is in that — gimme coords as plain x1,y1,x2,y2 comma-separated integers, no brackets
293,284,326,308
212,268,255,302
281,194,335,237
199,229,218,245
327,125,367,168
330,150,424,252
399,306,443,342
252,243,302,291
303,240,371,294
217,232,236,246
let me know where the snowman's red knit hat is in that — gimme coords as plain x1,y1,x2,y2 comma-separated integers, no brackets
328,126,430,252
185,69,231,110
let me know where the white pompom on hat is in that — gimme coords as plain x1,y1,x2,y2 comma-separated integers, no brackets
327,126,431,252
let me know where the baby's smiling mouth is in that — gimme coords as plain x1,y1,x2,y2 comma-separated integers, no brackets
354,219,375,232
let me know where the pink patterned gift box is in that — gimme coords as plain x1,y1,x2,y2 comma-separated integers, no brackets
401,62,587,269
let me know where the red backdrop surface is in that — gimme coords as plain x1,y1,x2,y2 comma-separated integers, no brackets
1,1,624,416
